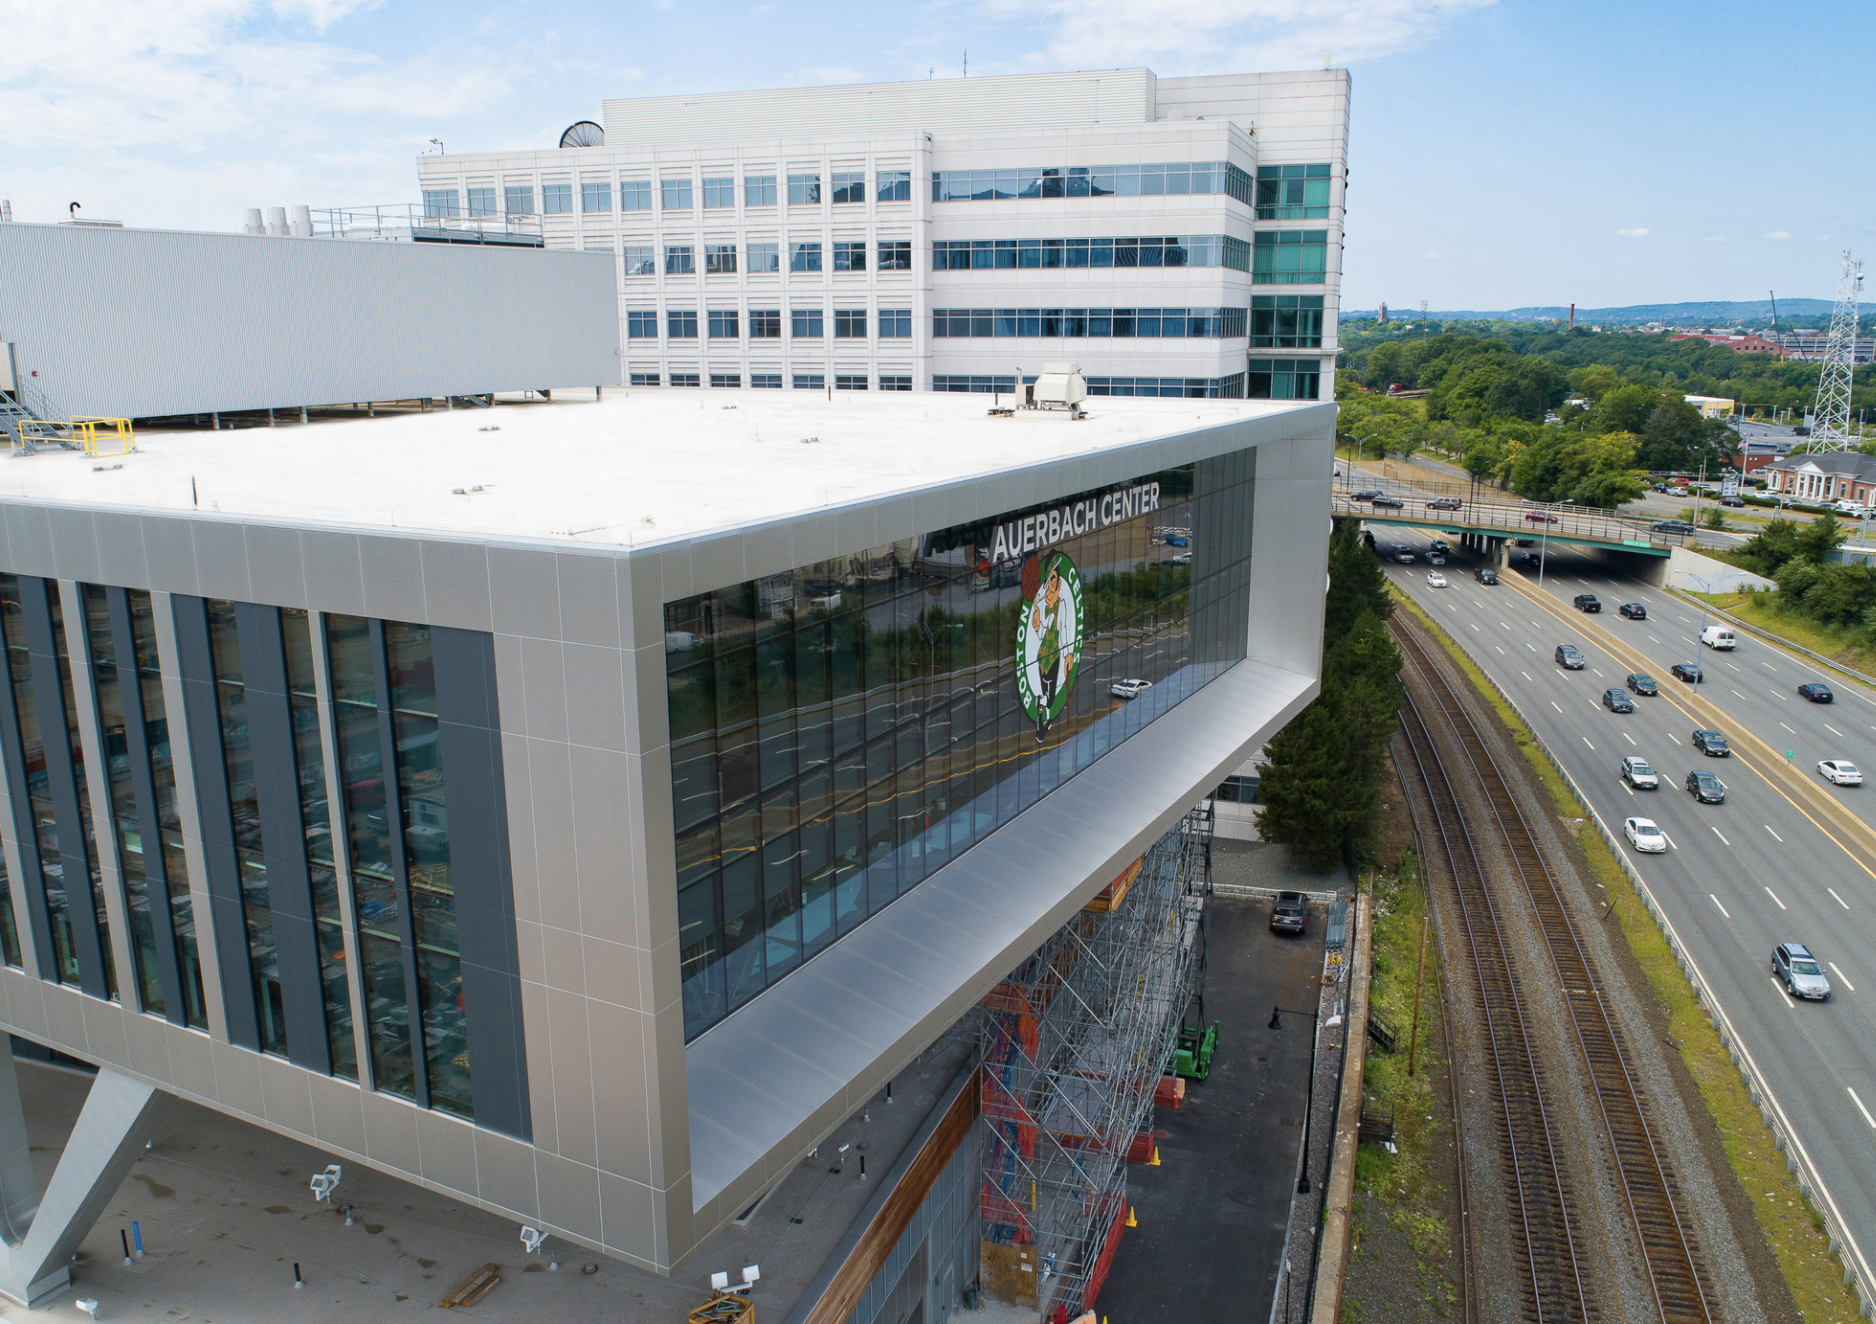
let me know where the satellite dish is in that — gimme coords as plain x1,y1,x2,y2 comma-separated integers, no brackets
559,120,604,148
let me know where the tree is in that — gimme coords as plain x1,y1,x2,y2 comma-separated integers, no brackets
1703,506,1725,531
1795,513,1848,562
1738,518,1801,577
1324,520,1392,642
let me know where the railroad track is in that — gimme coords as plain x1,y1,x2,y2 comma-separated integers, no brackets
1392,616,1715,1324
1396,657,1589,1322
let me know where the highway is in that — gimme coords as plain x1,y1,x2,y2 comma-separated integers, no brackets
1373,521,1876,1286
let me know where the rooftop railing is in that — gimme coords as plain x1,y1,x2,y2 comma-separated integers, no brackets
310,204,544,246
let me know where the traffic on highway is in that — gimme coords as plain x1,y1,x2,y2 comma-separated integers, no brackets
1371,516,1876,1284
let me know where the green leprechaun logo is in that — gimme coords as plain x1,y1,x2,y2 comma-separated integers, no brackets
1016,550,1085,744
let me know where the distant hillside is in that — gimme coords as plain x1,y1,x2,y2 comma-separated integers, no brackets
1343,299,1875,325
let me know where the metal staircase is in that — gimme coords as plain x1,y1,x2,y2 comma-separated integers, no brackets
0,380,80,454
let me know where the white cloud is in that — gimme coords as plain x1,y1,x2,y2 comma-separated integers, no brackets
1617,227,1649,237
1702,235,1725,243
966,0,1495,73
0,0,528,228
1766,231,1793,240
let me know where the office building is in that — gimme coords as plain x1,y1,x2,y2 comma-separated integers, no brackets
415,67,1350,401
0,385,1329,1311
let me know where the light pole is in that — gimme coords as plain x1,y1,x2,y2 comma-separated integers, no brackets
1683,571,1725,676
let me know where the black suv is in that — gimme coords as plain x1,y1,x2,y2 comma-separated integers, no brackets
1626,672,1658,695
1350,489,1383,501
1371,495,1405,509
1691,729,1731,757
1618,602,1648,620
1686,770,1726,804
1555,644,1585,669
1426,496,1462,511
1573,593,1601,613
1270,891,1306,935
1475,567,1499,585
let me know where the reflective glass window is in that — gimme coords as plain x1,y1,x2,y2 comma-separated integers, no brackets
0,577,73,981
580,181,611,213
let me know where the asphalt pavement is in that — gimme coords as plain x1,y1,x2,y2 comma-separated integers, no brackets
1375,523,1876,1290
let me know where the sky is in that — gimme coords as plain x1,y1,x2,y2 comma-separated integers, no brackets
1,0,1870,311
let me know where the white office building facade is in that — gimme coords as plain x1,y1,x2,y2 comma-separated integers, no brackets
415,68,1348,401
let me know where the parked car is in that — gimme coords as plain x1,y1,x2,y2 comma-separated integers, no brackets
1670,662,1704,683
1624,817,1667,853
1270,891,1307,935
1685,769,1726,803
1691,728,1731,757
1626,672,1659,695
1721,496,1746,508
1771,943,1831,1000
1110,678,1153,699
1555,644,1585,669
1426,571,1448,588
1620,756,1658,789
1799,682,1835,703
1603,688,1634,713
1618,602,1648,620
1818,760,1863,786
1573,593,1602,613
1371,495,1405,509
1475,567,1499,585
1524,511,1560,524
1426,496,1462,511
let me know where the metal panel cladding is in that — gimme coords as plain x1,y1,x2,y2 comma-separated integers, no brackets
0,224,620,419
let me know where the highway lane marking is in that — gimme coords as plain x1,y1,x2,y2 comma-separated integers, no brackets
1772,690,1790,701
1448,604,1457,613
1831,963,1856,993
1781,722,1796,734
1622,783,1634,796
1676,615,1691,623
1552,701,1563,713
1732,689,1747,699
1713,826,1732,845
1666,733,1681,743
1766,825,1784,842
1526,643,1537,653
1765,886,1787,909
1763,662,1779,671
1710,894,1732,919
1495,646,1505,654
1660,830,1677,849
1521,671,1533,682
1469,622,1480,632
1583,737,1595,749
1726,662,1742,672
1772,978,1795,1008
1830,888,1852,910
1828,724,1846,737
1592,668,1605,678
1852,1087,1876,1129
1623,732,1637,745
1649,635,1662,644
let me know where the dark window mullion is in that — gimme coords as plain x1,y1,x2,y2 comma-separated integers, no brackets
107,588,186,1024
0,595,55,979
369,618,430,1111
21,578,108,999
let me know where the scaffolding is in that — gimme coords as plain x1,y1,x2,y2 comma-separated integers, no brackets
978,808,1212,1321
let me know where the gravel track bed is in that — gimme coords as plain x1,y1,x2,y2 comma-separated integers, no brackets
1400,610,1781,1324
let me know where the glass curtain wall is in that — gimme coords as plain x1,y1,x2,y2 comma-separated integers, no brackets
205,602,287,1054
281,609,356,1080
385,623,471,1117
82,586,162,1012
48,586,115,999
327,614,415,1098
666,454,1257,1039
129,590,205,1025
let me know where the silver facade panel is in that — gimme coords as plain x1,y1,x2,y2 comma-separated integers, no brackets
0,224,620,420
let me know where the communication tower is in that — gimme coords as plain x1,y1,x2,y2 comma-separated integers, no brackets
1807,250,1865,451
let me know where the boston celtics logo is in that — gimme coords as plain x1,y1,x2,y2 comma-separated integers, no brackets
1016,551,1085,744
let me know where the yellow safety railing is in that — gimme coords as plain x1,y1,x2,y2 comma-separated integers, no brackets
70,417,134,457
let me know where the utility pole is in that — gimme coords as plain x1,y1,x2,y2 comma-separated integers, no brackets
1808,252,1865,452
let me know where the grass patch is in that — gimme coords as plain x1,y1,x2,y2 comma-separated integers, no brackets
1687,589,1876,681
1350,843,1459,1316
1391,586,1863,1321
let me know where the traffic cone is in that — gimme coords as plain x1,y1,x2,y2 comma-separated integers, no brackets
1149,1146,1160,1167
1125,1205,1138,1228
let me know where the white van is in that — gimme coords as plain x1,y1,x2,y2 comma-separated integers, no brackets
1700,625,1736,650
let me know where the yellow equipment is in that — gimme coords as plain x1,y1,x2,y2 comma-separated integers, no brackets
687,1289,754,1324
70,417,134,457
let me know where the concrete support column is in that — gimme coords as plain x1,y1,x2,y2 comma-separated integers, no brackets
0,1055,170,1306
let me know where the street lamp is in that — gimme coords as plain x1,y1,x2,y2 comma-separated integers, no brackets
1682,571,1726,676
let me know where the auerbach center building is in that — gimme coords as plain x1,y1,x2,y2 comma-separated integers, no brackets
0,388,1329,1303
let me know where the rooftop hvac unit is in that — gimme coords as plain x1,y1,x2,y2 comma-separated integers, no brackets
243,208,265,235
289,204,313,237
266,206,288,236
1029,362,1087,411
